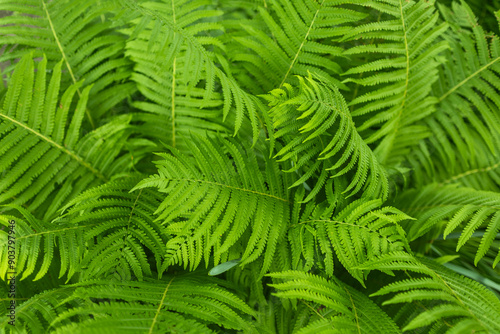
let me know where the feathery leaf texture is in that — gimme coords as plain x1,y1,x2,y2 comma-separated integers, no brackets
0,54,135,220
0,0,135,121
268,270,401,334
289,195,411,284
359,253,500,333
396,184,500,267
0,206,84,282
0,274,257,333
408,1,500,190
342,0,449,166
232,0,366,92
116,0,267,143
122,0,233,150
0,286,77,334
134,134,292,276
0,1,500,333
263,75,388,201
59,177,167,281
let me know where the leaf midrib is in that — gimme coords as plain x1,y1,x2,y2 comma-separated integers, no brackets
280,0,325,88
0,112,107,181
162,177,289,203
438,57,500,102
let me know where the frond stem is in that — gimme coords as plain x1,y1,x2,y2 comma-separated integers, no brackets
149,277,175,334
428,265,485,328
300,300,329,322
17,224,99,240
118,189,143,256
171,57,176,147
42,0,95,129
342,285,361,334
375,0,409,163
167,178,289,203
399,0,410,112
439,160,500,185
279,0,325,87
438,57,500,102
0,113,107,181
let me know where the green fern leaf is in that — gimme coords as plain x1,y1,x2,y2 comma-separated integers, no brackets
289,194,411,284
58,176,167,281
122,0,235,151
407,1,500,192
0,55,138,220
116,0,268,143
134,134,293,276
396,184,500,267
1,274,257,333
263,75,388,200
341,0,449,166
232,0,367,93
0,0,135,122
268,270,401,334
359,253,500,333
0,206,85,281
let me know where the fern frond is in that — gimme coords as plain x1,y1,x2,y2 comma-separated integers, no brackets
0,286,77,333
134,134,293,276
0,206,84,282
51,275,257,333
407,1,500,191
1,1,500,332
58,176,167,281
121,0,235,151
0,55,137,220
0,176,167,283
116,0,267,143
251,300,311,334
232,0,367,93
409,132,500,192
263,75,388,201
358,253,500,333
268,271,401,334
396,184,500,267
1,274,256,333
0,0,135,121
342,0,449,166
289,192,411,284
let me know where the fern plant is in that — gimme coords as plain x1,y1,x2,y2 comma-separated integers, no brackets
1,0,500,333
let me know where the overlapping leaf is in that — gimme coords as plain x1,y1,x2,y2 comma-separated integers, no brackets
0,55,136,220
134,134,293,276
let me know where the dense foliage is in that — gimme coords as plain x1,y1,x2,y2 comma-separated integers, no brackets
1,0,500,333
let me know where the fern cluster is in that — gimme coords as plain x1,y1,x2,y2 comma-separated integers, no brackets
1,0,500,333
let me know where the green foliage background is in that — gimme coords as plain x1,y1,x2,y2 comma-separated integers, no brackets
1,0,500,333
